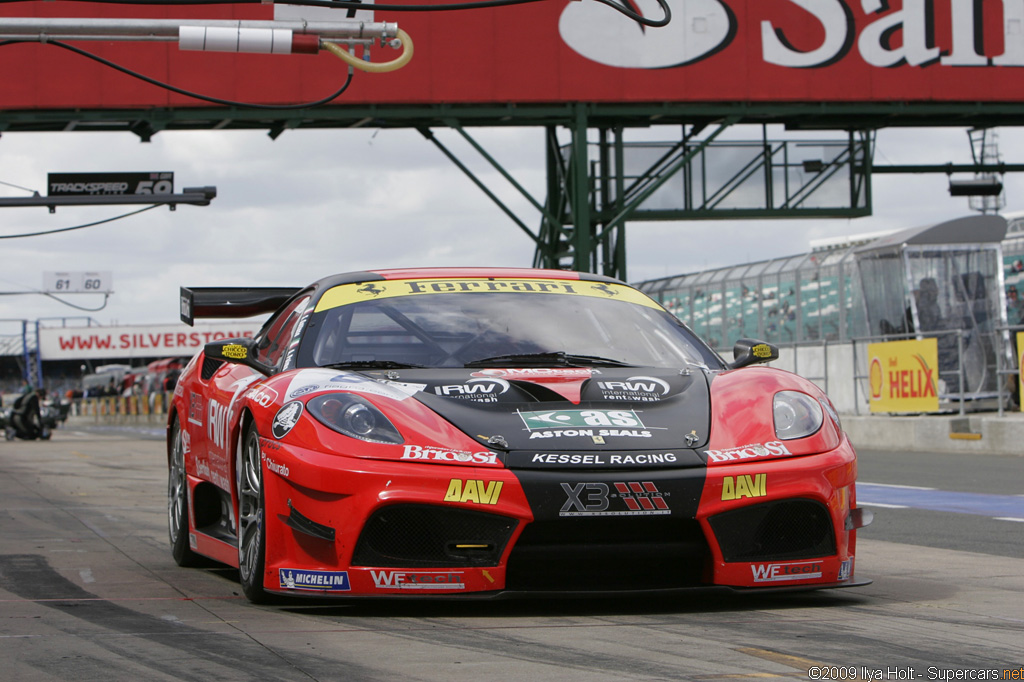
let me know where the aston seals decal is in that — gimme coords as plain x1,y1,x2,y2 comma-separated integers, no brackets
518,408,654,442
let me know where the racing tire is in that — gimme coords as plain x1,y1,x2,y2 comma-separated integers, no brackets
168,418,202,567
238,421,269,603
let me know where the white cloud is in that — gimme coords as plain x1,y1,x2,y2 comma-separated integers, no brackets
0,124,1019,329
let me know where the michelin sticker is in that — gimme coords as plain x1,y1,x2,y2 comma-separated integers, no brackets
278,568,350,592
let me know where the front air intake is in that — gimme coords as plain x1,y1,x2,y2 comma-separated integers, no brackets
505,517,710,591
709,498,836,563
351,504,517,568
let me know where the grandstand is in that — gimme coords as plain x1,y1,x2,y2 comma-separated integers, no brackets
636,215,1020,410
636,236,871,351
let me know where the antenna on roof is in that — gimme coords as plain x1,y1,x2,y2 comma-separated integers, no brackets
959,128,1007,214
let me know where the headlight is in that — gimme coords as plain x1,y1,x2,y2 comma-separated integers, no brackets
773,391,823,440
306,393,404,444
818,396,842,431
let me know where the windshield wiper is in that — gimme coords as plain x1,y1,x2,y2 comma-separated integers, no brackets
464,351,633,368
324,360,426,370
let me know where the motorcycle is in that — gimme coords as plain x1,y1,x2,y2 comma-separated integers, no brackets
2,391,57,441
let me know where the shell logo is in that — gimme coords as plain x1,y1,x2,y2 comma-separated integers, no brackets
869,356,883,400
559,0,735,69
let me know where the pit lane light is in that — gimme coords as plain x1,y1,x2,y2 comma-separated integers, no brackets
0,18,412,72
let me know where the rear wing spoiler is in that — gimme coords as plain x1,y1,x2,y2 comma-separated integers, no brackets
179,286,301,326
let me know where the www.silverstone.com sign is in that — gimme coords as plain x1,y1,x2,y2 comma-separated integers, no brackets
38,323,262,360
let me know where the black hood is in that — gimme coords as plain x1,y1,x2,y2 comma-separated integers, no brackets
379,367,712,468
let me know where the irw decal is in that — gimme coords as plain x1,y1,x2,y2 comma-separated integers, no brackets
208,399,229,450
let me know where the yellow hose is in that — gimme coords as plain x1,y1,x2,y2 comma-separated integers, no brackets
322,28,413,73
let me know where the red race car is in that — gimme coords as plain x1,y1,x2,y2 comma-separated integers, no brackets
168,268,870,601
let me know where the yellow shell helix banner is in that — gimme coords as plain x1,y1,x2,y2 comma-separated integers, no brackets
867,338,940,413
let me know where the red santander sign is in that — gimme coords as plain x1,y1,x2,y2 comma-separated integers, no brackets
0,0,1021,109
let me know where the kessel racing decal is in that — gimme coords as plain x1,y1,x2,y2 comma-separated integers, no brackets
504,449,705,469
272,401,304,439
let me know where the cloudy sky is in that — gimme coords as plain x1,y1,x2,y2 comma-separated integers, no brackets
0,121,1021,330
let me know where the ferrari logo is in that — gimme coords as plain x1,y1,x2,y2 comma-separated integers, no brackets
357,283,385,297
590,284,619,297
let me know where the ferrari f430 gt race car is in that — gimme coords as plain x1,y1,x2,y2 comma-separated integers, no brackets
168,268,871,601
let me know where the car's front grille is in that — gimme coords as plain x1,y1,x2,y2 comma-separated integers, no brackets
351,504,517,568
505,517,710,591
708,498,836,562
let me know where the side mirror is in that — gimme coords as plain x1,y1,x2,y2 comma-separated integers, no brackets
204,337,269,373
729,338,779,369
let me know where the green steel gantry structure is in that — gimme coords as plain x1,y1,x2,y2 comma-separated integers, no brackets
3,101,1024,281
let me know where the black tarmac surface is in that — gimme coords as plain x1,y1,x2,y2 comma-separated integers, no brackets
1,427,1021,681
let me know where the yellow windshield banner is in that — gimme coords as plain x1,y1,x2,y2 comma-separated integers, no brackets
867,338,940,413
314,278,663,313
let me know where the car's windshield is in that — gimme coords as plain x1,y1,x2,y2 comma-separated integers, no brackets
301,282,721,370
